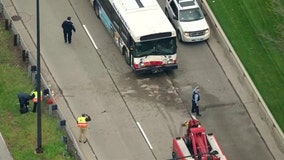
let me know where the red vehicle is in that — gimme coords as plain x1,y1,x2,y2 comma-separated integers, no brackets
172,117,227,160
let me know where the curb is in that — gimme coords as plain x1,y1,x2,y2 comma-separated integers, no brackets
0,132,13,160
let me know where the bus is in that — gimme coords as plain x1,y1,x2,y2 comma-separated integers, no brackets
90,0,178,74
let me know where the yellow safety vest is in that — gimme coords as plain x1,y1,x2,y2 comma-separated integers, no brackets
77,116,88,128
31,90,43,103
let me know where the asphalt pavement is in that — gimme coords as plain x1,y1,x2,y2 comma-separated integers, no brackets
0,0,283,159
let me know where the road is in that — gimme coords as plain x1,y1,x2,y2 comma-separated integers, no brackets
8,0,275,159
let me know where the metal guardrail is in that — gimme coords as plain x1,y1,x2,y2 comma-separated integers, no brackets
0,0,84,159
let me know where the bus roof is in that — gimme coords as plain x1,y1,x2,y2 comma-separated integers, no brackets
112,0,176,42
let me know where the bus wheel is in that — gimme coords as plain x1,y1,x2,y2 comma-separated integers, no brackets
177,30,183,42
123,49,130,65
94,2,100,19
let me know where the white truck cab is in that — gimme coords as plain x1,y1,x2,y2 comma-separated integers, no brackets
165,0,210,42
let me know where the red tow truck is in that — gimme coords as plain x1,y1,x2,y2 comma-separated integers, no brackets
172,116,227,160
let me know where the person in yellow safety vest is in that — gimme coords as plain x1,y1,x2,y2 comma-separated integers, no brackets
77,113,91,143
30,89,43,113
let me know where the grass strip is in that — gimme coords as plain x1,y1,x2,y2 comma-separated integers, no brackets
0,18,73,160
207,0,284,130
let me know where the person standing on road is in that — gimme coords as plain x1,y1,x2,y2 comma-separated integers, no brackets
191,86,201,116
77,113,91,143
61,16,76,44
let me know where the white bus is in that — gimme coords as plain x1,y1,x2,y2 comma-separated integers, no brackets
90,0,178,74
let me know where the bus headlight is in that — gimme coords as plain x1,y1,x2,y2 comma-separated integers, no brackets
139,62,145,67
167,59,174,64
139,59,145,67
163,59,167,64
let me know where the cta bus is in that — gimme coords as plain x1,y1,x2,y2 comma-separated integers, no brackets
90,0,178,74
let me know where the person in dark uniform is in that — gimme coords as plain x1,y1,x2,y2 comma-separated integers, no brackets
191,86,201,116
18,93,33,113
61,16,76,44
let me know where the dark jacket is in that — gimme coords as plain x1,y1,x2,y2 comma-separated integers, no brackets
18,93,32,105
62,20,76,33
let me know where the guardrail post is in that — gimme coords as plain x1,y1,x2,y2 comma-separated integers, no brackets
30,65,36,85
49,104,57,115
62,135,67,144
58,120,66,129
5,19,10,30
22,50,29,62
13,34,18,46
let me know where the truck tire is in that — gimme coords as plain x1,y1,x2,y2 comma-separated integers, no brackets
177,30,183,42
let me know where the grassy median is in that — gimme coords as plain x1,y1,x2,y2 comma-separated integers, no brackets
207,0,284,131
0,18,74,159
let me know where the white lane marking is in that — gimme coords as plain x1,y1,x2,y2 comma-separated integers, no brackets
137,122,153,150
83,24,98,50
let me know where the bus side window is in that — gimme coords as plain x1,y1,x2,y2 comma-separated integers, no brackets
120,24,130,46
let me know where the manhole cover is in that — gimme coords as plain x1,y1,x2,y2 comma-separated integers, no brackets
11,15,21,21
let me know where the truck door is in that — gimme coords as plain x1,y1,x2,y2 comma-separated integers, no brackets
169,0,179,28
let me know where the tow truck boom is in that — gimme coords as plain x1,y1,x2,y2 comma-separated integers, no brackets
172,117,227,160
